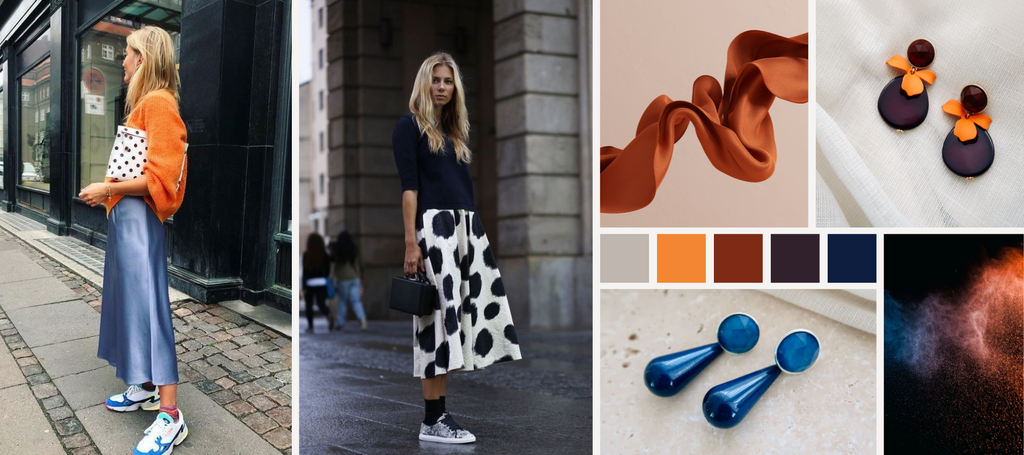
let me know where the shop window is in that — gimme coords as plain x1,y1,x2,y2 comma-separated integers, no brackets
78,1,182,194
20,57,51,192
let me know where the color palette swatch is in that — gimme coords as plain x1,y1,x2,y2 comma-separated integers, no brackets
828,234,876,283
771,234,819,283
714,234,762,283
657,234,705,283
600,233,877,284
600,234,650,283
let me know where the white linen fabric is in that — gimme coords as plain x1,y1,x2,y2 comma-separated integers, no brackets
817,0,1024,227
759,289,876,334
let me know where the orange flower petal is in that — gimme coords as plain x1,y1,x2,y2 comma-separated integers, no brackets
887,55,911,72
954,118,978,142
942,100,965,117
901,74,924,97
971,114,992,130
916,70,936,85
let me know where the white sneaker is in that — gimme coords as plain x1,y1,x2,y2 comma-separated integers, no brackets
133,411,188,455
105,385,160,412
419,412,476,444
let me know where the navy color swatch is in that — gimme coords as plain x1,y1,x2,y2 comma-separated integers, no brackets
827,234,876,283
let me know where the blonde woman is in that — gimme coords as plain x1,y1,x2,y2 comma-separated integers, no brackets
392,52,523,444
78,26,188,455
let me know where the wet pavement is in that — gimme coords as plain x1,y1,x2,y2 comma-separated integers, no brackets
299,317,593,454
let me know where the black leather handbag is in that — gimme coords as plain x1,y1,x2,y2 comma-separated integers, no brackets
389,272,437,316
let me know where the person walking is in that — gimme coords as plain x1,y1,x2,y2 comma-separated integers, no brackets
331,231,367,330
303,232,333,333
392,52,523,444
78,26,189,455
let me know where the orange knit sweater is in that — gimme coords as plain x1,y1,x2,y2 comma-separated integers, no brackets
104,89,188,222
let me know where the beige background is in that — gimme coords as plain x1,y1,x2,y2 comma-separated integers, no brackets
600,0,808,227
601,289,876,454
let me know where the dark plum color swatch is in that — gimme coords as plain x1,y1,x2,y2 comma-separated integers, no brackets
770,234,819,283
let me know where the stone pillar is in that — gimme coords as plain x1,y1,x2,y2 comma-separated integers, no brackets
493,0,590,329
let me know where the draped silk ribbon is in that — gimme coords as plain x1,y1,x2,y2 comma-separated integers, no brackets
600,31,808,214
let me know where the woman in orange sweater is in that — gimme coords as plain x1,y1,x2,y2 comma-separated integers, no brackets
78,26,188,455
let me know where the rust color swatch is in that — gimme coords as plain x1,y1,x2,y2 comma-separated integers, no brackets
600,30,809,213
657,234,705,282
714,234,763,283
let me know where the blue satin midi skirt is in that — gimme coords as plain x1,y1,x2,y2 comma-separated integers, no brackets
97,196,179,385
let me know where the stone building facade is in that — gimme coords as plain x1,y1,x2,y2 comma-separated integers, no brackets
322,0,592,329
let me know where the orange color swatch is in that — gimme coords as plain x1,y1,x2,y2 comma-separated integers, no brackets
657,234,705,283
714,234,763,283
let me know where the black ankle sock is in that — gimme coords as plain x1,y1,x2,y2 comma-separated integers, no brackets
141,382,156,392
440,396,446,414
424,399,443,425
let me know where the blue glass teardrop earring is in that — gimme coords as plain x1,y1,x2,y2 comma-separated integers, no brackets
643,313,759,397
702,329,821,428
878,39,936,131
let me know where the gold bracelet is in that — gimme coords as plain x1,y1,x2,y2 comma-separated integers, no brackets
105,183,111,200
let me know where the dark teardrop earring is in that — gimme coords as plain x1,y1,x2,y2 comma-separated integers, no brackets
941,85,994,179
878,39,936,131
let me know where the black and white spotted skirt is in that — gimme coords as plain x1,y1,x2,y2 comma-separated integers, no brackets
413,209,522,378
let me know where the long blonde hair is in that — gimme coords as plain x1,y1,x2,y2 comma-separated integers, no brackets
125,26,179,118
409,52,471,164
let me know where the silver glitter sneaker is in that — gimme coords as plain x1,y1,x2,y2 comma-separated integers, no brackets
419,412,476,444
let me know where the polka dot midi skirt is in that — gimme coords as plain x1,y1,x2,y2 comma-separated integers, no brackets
413,209,522,378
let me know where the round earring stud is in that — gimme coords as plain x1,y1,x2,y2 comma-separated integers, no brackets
774,329,822,374
644,313,759,397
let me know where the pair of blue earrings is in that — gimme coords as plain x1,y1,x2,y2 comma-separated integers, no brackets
643,313,821,428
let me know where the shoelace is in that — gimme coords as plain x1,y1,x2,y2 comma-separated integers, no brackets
125,384,143,398
143,416,172,437
438,413,463,432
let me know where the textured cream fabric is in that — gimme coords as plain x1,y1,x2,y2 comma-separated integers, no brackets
759,289,876,334
817,0,1024,227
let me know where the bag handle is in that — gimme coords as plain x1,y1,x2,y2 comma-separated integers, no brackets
404,271,429,283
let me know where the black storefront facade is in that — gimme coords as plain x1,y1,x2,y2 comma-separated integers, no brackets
0,0,292,312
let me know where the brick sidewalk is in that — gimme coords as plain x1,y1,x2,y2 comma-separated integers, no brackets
0,223,292,454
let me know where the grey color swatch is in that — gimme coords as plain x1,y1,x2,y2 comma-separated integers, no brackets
601,235,650,283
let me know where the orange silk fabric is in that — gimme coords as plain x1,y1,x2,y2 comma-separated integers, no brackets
600,31,808,213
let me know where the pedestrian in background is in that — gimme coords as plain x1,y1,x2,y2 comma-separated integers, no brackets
78,25,190,455
303,232,334,333
331,231,367,330
393,52,523,444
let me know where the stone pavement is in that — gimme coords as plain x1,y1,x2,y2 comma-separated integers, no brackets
0,217,293,454
299,317,593,454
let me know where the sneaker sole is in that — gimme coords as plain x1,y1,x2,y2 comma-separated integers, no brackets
106,401,161,412
419,433,476,444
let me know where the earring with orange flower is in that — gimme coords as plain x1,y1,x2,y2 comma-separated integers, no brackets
941,85,994,179
878,39,936,131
